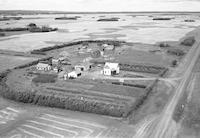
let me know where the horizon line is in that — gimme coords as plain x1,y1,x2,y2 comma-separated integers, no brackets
1,10,200,13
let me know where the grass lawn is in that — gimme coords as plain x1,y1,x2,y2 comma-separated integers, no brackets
90,83,145,97
178,73,200,138
114,47,175,67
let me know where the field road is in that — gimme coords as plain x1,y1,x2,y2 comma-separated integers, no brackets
140,40,200,138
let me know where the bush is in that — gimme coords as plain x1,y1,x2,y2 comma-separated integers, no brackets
91,50,101,58
159,43,170,48
181,36,195,46
32,74,57,83
171,60,178,67
0,33,5,36
27,23,37,28
167,48,185,56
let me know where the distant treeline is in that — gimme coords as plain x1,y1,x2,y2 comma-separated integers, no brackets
97,18,119,21
0,16,22,21
153,17,173,20
0,27,28,32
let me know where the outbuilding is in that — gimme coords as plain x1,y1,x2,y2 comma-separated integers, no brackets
103,62,120,76
36,63,51,71
67,71,81,79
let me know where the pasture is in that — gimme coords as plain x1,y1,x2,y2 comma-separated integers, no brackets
0,54,38,72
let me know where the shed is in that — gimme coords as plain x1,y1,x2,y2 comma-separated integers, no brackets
67,71,81,79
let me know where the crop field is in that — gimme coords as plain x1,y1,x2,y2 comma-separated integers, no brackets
3,112,135,138
0,54,38,72
90,83,145,97
0,107,22,125
5,113,107,138
0,103,135,138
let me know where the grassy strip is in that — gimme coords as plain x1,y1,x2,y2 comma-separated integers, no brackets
111,82,146,89
172,88,188,123
127,79,159,118
13,57,52,69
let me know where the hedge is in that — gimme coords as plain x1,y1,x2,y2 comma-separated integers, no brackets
31,40,126,54
119,63,167,74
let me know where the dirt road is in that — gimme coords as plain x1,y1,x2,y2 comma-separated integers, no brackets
144,40,200,138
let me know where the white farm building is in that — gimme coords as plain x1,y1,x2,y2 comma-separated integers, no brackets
67,71,81,79
36,63,51,71
103,62,120,76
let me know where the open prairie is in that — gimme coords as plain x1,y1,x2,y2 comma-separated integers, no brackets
0,14,200,52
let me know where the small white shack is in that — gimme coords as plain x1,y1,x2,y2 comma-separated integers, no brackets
103,62,119,76
36,63,51,71
67,71,81,79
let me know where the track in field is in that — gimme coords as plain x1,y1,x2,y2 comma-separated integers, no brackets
8,114,107,138
0,107,22,125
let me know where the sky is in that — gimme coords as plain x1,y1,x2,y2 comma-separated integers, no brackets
0,0,200,12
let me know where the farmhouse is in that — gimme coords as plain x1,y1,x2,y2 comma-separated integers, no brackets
36,63,51,71
103,62,120,76
67,71,81,79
